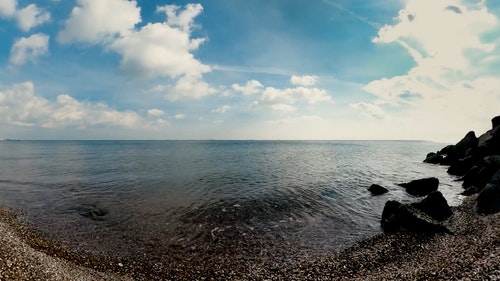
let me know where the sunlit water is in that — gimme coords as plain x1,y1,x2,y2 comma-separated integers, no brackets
0,140,462,262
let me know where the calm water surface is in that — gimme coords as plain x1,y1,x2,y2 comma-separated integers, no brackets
0,140,461,262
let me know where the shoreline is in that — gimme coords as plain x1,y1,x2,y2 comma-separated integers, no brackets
1,195,499,280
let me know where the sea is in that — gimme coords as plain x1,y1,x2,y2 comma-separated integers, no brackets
0,140,462,264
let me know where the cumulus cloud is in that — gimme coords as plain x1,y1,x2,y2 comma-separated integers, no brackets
157,3,203,32
0,1,50,31
16,4,51,32
147,109,164,117
0,0,16,17
232,80,263,95
110,20,210,79
58,0,141,44
212,105,231,114
356,0,500,135
349,102,386,119
260,86,331,105
0,82,167,130
58,1,214,100
174,114,186,119
290,75,318,86
241,75,331,114
9,33,49,66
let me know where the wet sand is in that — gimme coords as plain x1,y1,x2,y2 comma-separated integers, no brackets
1,195,499,280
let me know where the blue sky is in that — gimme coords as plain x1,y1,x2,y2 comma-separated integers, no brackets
0,0,499,141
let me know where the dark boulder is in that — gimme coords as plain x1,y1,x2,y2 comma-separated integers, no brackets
490,169,500,185
476,183,500,214
462,166,481,188
492,115,500,128
368,184,388,195
381,200,451,233
477,126,500,156
411,191,452,221
438,145,455,156
447,155,476,176
462,186,479,196
453,131,478,159
424,152,444,164
398,177,439,197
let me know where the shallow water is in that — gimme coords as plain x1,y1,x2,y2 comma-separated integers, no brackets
0,140,461,262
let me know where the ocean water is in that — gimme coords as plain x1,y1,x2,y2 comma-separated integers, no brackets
0,140,462,263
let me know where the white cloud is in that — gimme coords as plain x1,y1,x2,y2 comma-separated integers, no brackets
260,86,331,105
0,0,16,17
0,1,50,31
357,0,500,139
212,105,231,113
270,103,296,113
9,33,49,66
58,1,214,100
0,82,167,130
174,114,186,119
165,74,217,100
58,0,141,44
290,75,318,86
157,3,203,32
110,21,210,79
232,80,263,95
349,102,386,119
147,109,164,117
16,4,51,32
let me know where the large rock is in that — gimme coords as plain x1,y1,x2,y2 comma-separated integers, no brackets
477,126,500,156
447,155,476,176
368,184,388,195
476,183,500,214
381,200,451,233
398,177,439,197
453,131,478,159
490,169,500,185
492,115,500,128
424,152,444,164
411,191,452,221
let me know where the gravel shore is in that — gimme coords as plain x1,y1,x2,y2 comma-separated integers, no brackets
1,195,499,280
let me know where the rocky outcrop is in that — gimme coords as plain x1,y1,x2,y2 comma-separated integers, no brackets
398,177,439,197
381,200,451,234
476,184,500,214
411,191,452,221
423,115,500,215
368,184,388,195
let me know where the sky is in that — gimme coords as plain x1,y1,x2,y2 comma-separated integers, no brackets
0,0,499,141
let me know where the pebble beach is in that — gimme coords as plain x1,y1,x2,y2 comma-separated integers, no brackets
1,194,499,280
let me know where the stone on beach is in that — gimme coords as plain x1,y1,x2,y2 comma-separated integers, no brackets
368,184,388,195
398,177,439,197
381,200,451,234
411,191,452,221
476,183,500,214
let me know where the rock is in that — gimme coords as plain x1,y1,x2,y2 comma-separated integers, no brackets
490,169,500,185
462,166,481,188
411,191,452,221
447,155,476,176
80,208,108,221
492,115,500,128
476,183,500,214
424,152,444,164
484,155,500,169
381,200,451,233
477,126,500,156
398,177,439,197
462,186,479,196
453,131,478,159
368,184,388,195
438,145,455,156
